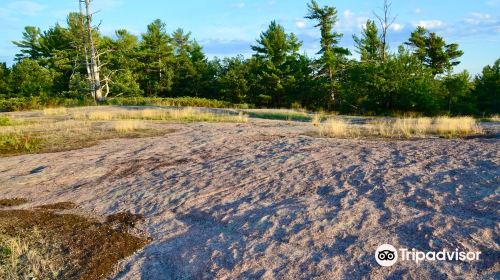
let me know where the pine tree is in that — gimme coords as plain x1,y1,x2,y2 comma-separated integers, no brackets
305,0,349,104
12,26,43,61
138,19,174,96
353,20,381,62
251,21,302,107
474,58,499,114
406,27,464,75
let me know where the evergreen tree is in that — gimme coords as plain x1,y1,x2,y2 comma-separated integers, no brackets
353,20,381,62
473,58,499,115
0,63,10,97
171,29,197,97
406,27,464,75
12,26,43,61
251,21,302,107
100,30,142,96
138,19,174,96
441,71,474,114
9,59,53,97
305,0,349,105
217,56,250,103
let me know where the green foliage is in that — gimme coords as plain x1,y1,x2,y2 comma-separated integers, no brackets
406,26,464,75
305,0,350,107
353,20,381,62
342,47,439,115
138,19,174,96
216,56,250,103
9,59,53,97
0,134,41,154
246,111,311,122
0,63,9,98
250,21,304,107
473,58,500,115
0,116,12,126
105,96,233,108
441,71,475,114
0,4,495,117
0,97,93,112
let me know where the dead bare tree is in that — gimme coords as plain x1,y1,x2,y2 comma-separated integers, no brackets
79,0,110,102
374,0,397,61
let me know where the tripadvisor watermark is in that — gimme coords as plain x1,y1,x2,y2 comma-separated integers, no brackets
375,244,481,267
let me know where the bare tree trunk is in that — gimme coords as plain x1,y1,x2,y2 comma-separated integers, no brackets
79,1,91,94
80,0,104,102
328,66,335,103
375,0,396,61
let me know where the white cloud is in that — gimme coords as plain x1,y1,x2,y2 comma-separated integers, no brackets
415,8,422,14
295,20,306,29
390,23,405,32
412,20,444,29
269,0,276,6
343,9,353,18
465,13,492,25
337,9,369,32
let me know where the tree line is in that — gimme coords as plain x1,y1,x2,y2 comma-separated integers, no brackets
0,0,497,115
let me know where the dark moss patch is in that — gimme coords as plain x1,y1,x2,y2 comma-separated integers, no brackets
106,212,144,231
36,202,77,210
0,205,148,280
0,198,29,208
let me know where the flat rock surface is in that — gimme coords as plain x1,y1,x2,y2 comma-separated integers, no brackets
1,120,499,279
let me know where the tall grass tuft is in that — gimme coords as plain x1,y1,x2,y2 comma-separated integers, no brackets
311,113,325,127
43,108,68,116
319,119,359,138
0,229,62,279
319,116,483,139
81,108,248,123
114,120,144,132
434,116,482,136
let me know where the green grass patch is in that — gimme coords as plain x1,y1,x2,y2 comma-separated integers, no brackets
246,110,311,122
0,134,41,154
0,116,12,126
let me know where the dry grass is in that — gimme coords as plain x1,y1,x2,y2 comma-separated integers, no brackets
318,117,483,139
43,107,68,116
83,108,248,123
319,119,359,138
311,113,324,127
0,120,168,156
0,229,63,280
114,120,145,132
390,117,433,138
433,116,483,136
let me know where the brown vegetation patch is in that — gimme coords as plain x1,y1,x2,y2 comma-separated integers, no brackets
36,202,77,210
0,204,148,280
0,198,29,208
106,212,144,231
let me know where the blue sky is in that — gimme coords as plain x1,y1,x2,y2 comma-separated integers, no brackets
1,0,499,74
